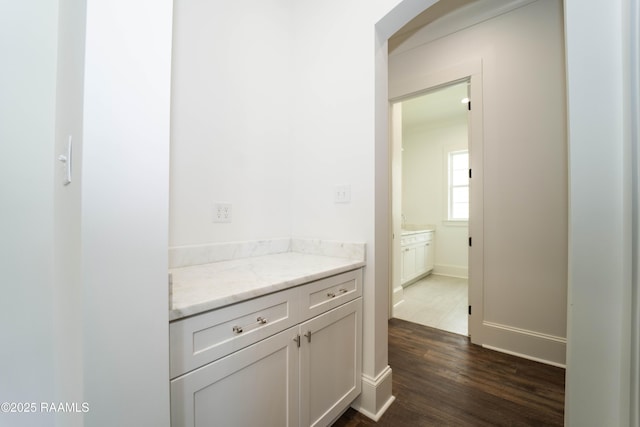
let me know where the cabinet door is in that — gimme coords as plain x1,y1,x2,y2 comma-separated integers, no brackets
401,246,416,283
171,327,299,427
425,240,434,272
415,243,427,274
299,298,362,427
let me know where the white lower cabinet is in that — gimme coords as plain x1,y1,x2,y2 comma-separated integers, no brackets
169,269,363,427
170,327,299,427
400,245,417,283
400,231,434,285
300,299,362,427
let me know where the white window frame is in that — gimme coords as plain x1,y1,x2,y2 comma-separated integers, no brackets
447,149,469,223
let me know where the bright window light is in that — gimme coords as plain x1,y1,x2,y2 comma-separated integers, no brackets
448,150,469,220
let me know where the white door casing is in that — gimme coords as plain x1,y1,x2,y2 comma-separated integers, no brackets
389,59,484,344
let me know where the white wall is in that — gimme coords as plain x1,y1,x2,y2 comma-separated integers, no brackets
53,0,86,426
82,0,172,425
390,0,568,364
2,2,173,426
402,117,469,277
289,1,408,418
565,0,635,424
632,1,640,423
170,0,294,247
0,2,58,425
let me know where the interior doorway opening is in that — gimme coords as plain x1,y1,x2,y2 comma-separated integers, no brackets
390,80,471,336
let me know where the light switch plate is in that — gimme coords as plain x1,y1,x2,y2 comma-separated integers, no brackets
334,185,351,203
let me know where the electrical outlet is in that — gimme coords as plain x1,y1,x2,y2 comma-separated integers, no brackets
334,185,351,203
213,203,232,223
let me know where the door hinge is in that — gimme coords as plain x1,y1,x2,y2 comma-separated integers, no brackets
468,101,471,111
468,305,472,315
469,168,472,179
468,237,472,247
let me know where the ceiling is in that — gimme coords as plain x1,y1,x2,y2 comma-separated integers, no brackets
401,81,469,128
388,0,477,51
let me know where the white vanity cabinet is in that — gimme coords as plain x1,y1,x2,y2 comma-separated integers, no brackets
400,231,434,285
169,268,363,427
299,298,361,427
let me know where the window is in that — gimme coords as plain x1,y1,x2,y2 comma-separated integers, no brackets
448,150,469,220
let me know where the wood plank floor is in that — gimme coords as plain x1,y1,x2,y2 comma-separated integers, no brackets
332,318,565,426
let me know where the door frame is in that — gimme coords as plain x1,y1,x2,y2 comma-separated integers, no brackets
388,59,485,343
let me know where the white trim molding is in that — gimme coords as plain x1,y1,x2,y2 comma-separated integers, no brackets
433,264,468,278
482,321,567,367
350,366,395,421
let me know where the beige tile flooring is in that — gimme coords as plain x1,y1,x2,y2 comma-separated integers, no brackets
393,274,468,336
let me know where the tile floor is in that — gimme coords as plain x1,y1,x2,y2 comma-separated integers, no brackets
393,274,468,336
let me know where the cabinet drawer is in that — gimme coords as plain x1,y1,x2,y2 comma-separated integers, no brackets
299,269,362,321
170,287,299,379
401,231,432,246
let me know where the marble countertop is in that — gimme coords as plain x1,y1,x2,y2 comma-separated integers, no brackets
401,228,435,236
169,252,365,321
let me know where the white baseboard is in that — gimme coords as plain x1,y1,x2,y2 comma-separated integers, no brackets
482,344,566,368
481,321,567,367
433,264,468,278
350,366,395,421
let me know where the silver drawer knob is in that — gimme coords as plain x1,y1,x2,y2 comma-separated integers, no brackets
232,326,243,334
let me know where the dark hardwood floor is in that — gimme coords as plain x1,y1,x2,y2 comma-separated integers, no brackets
333,318,565,426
